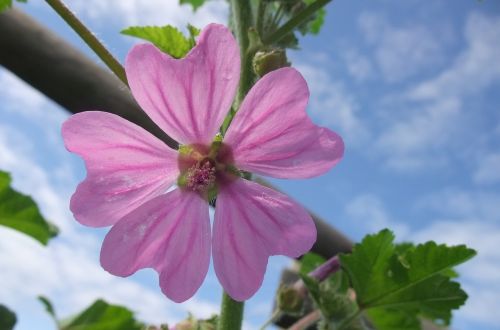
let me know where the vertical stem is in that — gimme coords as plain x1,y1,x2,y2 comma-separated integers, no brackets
45,0,128,85
220,0,256,135
229,0,255,107
217,292,244,330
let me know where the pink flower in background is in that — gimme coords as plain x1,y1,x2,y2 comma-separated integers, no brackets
62,24,344,302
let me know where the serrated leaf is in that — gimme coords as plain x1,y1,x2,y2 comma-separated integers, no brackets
340,229,476,325
340,229,396,303
0,170,58,245
367,308,420,330
62,299,143,330
0,304,16,330
179,0,205,11
121,25,199,59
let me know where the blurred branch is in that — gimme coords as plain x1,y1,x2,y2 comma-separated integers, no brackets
0,7,176,148
0,8,352,258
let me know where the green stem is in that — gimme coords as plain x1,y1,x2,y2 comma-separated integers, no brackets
220,0,256,135
45,0,128,85
217,292,244,330
262,0,332,45
229,0,255,107
255,0,267,36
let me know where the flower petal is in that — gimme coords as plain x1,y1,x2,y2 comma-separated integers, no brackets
213,179,316,301
126,24,240,145
62,111,178,227
100,189,210,303
224,67,344,179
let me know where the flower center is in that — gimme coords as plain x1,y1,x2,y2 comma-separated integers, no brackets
185,159,216,192
177,141,238,197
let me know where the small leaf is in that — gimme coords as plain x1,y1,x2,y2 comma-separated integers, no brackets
0,170,58,245
0,304,17,330
299,252,326,275
179,0,205,11
0,0,26,12
121,25,199,59
298,0,326,35
308,8,325,34
38,296,57,321
62,299,143,330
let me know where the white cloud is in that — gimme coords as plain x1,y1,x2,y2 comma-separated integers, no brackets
409,13,500,101
296,62,369,146
375,97,462,171
66,0,228,28
358,12,448,82
370,13,500,172
342,49,374,81
345,194,409,238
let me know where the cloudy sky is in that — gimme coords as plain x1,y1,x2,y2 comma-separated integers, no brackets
1,0,499,329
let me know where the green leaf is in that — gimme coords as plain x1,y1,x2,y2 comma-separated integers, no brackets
0,170,58,245
0,0,26,12
121,25,199,59
62,299,143,330
367,308,420,330
298,0,326,35
308,8,325,34
0,304,16,330
179,0,205,11
340,229,476,325
38,296,57,320
0,0,12,12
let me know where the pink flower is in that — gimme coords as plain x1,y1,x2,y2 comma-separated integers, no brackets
62,24,344,302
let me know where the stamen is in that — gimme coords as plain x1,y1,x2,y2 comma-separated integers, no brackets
186,160,216,192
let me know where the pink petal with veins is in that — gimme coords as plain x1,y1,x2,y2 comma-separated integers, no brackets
100,189,211,303
126,24,240,145
224,67,344,179
213,179,316,301
62,111,178,227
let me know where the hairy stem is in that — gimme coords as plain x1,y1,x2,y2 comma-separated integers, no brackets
221,0,256,135
229,0,255,107
217,292,244,330
45,0,127,85
263,0,332,45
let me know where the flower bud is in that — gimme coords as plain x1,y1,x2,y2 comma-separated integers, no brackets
277,284,304,315
252,48,289,77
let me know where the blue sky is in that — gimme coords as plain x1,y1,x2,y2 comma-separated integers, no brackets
1,0,499,329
